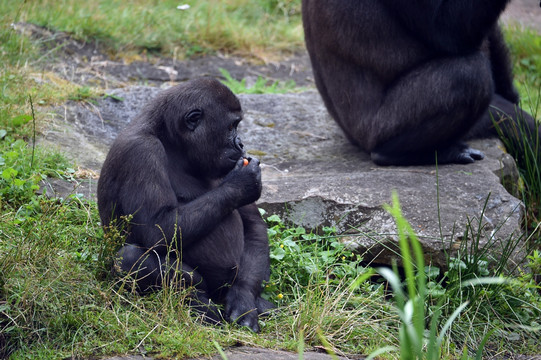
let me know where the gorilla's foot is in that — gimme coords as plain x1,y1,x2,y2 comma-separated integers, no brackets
256,296,276,317
371,142,484,166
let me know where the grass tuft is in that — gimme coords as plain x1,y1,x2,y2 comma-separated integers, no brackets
1,0,304,61
219,68,304,94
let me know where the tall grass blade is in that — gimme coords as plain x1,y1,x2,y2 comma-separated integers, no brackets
348,268,375,291
436,301,469,346
474,329,496,360
316,329,339,360
365,346,397,360
460,276,509,287
297,329,305,360
212,340,229,360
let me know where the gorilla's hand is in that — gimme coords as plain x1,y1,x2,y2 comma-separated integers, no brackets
222,157,262,206
224,285,260,333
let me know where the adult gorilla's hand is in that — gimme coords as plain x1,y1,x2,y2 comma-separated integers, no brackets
222,157,262,207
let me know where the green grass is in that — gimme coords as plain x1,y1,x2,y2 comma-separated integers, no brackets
1,1,541,359
3,184,540,358
505,26,541,117
503,27,541,234
219,68,305,94
1,0,304,61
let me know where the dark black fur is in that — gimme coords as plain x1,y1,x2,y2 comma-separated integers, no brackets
302,0,540,165
97,78,273,332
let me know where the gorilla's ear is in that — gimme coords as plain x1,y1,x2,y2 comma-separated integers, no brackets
185,109,203,131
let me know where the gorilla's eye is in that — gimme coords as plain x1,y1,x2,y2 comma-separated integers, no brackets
185,109,203,131
229,119,241,131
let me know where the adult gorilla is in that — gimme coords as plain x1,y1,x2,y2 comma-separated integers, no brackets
302,0,540,165
97,78,273,332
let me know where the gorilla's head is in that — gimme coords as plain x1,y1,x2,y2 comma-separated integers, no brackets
151,78,245,178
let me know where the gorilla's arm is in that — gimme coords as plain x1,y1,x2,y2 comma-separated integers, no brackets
124,146,260,251
487,26,520,103
381,0,510,53
234,204,270,289
225,203,270,332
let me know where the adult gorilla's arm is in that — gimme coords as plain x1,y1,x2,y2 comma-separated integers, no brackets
488,26,520,103
380,0,510,54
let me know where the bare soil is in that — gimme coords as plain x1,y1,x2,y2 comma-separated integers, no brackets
13,22,314,90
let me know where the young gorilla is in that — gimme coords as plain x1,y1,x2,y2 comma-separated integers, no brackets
302,0,540,166
97,78,273,333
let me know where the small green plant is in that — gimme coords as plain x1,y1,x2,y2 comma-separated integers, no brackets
219,68,302,94
1,140,40,207
263,211,365,302
0,127,72,212
67,86,99,103
261,211,394,356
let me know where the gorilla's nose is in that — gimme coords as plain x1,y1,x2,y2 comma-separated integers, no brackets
235,136,244,150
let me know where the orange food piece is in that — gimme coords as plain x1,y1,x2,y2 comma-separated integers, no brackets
243,158,249,166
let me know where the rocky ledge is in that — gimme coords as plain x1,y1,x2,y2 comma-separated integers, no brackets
39,88,526,270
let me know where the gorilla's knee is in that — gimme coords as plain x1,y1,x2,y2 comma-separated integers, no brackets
115,244,162,292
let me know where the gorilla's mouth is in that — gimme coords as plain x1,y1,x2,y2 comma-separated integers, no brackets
227,155,243,164
227,148,245,162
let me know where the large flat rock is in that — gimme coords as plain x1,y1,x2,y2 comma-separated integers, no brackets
39,88,525,269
